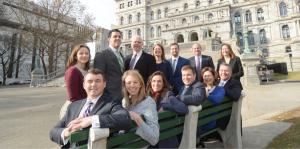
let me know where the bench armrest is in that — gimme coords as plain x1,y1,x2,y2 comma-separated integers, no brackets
179,104,202,149
88,128,110,149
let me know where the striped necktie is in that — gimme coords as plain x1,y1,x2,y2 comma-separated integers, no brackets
83,101,93,117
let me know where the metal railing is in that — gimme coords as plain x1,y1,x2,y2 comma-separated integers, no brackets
31,67,65,87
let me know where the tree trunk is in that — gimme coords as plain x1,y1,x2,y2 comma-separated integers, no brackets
7,33,17,78
1,59,6,85
15,34,22,78
31,36,37,72
48,43,54,74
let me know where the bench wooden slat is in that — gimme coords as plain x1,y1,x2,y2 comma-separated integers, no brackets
107,131,141,147
72,144,88,149
160,126,183,140
201,98,231,108
159,116,185,130
198,109,231,126
198,102,232,118
70,129,89,143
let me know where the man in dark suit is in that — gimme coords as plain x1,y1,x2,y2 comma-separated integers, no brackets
94,29,124,100
168,43,190,95
124,35,156,84
50,69,131,147
189,43,214,81
217,63,242,130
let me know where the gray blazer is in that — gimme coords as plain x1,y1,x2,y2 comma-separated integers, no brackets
178,81,206,106
127,96,159,146
94,48,123,100
50,92,131,147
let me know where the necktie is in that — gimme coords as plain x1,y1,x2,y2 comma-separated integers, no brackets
196,56,201,73
130,54,137,69
172,59,176,73
181,86,188,96
115,51,124,72
83,101,93,117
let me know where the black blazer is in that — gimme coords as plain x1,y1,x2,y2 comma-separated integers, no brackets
189,55,215,81
217,56,244,81
94,48,123,100
49,92,131,147
124,51,157,84
217,78,242,130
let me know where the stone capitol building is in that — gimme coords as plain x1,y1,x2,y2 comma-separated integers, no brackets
114,0,300,71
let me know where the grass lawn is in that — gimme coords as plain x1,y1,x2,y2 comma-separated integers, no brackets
267,107,300,148
273,71,300,81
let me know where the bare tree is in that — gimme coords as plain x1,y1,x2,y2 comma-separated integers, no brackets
6,0,94,75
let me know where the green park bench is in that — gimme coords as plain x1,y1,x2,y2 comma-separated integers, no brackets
69,94,244,149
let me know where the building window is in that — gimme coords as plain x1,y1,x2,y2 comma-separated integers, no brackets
208,13,213,21
194,16,199,22
191,32,198,41
234,12,241,25
128,14,132,24
245,10,252,23
164,7,168,17
208,0,213,5
236,32,243,47
177,34,184,43
195,0,200,7
157,9,161,19
157,26,161,37
298,0,300,12
150,11,154,20
137,28,141,36
120,16,124,25
128,30,132,39
257,8,264,21
184,3,188,10
248,31,255,45
259,29,267,44
279,2,287,17
182,18,187,24
165,24,169,30
137,12,141,22
262,48,269,57
282,25,290,39
150,27,154,38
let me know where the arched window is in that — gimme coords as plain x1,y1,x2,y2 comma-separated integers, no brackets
150,27,154,38
177,34,184,43
128,14,132,24
164,7,168,17
195,0,200,7
279,2,287,17
120,16,124,25
282,25,290,39
137,12,141,22
150,11,154,20
208,13,213,21
165,24,169,30
236,32,243,47
182,18,187,24
184,3,188,10
128,30,132,39
257,8,264,21
234,12,241,25
137,28,141,36
194,16,199,22
248,31,255,45
157,9,161,19
157,26,161,37
208,0,213,5
191,32,198,41
259,29,267,44
245,10,252,22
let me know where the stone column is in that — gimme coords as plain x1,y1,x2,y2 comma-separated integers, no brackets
30,48,44,87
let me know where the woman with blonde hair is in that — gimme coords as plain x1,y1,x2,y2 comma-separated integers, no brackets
122,70,159,146
216,43,244,82
60,44,90,119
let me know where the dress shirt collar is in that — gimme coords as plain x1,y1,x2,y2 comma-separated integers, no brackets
86,94,102,105
133,50,143,57
109,45,119,53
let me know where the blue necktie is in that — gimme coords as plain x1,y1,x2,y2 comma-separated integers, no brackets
83,101,93,117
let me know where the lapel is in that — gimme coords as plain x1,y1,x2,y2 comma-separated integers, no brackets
175,57,182,73
75,99,87,117
190,57,196,67
90,92,108,115
134,52,144,69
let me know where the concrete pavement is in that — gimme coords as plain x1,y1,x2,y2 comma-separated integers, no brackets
0,82,300,148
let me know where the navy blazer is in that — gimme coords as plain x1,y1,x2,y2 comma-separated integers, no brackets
49,92,131,147
125,51,157,84
189,55,215,81
168,56,190,94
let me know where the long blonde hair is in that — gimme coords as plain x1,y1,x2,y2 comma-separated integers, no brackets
122,70,146,108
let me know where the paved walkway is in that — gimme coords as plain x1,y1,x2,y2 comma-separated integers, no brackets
0,82,300,148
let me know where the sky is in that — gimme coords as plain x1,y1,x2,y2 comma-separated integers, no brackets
80,0,116,29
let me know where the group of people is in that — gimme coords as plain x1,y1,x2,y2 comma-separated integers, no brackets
50,29,244,148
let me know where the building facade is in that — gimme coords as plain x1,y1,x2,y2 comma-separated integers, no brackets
114,0,300,71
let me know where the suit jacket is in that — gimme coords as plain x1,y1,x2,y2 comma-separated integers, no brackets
168,56,190,95
217,56,244,81
94,48,123,100
178,81,206,106
189,55,215,81
124,51,157,84
50,92,131,147
217,78,242,130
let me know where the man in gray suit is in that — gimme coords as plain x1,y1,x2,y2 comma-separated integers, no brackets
94,29,124,100
50,68,131,148
189,43,215,81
